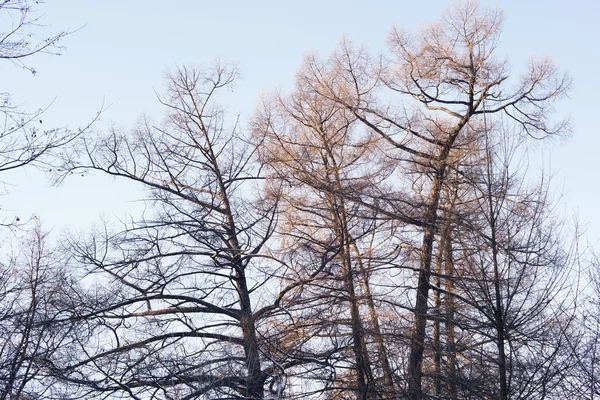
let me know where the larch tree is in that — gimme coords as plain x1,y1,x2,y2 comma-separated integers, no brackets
253,76,399,399
289,2,569,398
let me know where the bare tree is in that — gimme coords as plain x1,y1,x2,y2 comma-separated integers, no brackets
253,81,399,399
0,3,92,399
289,2,569,397
561,254,600,400
56,63,291,399
0,225,77,400
435,126,577,399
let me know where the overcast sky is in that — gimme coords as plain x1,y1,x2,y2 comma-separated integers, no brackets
1,0,598,248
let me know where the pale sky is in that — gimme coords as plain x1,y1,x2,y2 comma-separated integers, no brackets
1,0,598,248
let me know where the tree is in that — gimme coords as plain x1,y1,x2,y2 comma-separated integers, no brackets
57,63,289,399
253,78,398,399
0,3,91,398
0,225,77,400
291,2,570,397
563,255,600,399
432,127,577,399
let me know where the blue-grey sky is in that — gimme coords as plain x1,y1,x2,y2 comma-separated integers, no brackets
2,0,598,247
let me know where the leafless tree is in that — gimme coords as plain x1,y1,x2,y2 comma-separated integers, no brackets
55,63,296,399
0,225,78,400
560,254,600,400
253,80,399,399
0,3,92,399
435,126,577,399
289,2,570,398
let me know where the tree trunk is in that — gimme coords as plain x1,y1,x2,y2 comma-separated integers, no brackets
339,223,372,399
353,242,397,399
432,240,444,398
407,164,446,400
444,227,458,400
